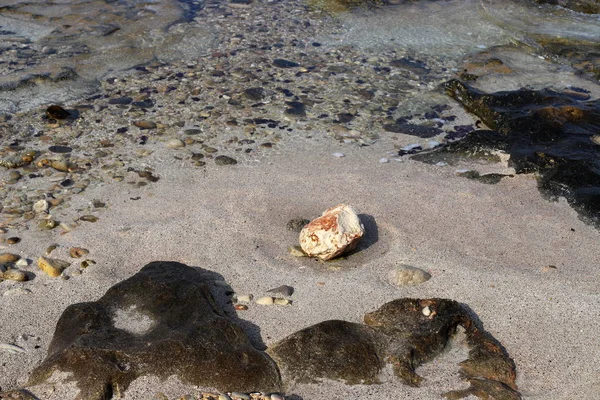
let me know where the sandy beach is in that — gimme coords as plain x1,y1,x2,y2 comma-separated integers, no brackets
1,138,599,399
1,0,599,399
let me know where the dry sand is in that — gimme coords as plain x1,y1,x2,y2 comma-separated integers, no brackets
1,135,599,399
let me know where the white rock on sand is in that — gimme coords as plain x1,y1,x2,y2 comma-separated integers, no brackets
299,204,365,260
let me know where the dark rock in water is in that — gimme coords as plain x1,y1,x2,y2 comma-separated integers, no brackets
48,145,72,154
45,105,70,120
285,101,306,116
28,262,282,399
269,298,520,399
536,39,600,81
383,122,442,138
444,79,600,225
131,99,155,108
273,59,300,68
215,155,238,165
108,96,133,105
457,170,512,185
244,87,266,101
389,58,430,75
533,0,600,14
268,320,383,385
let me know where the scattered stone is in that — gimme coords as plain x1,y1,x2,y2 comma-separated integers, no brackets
46,105,70,119
28,262,282,398
230,392,251,400
15,259,29,268
332,152,345,158
69,247,90,258
49,160,70,172
0,253,21,264
38,219,58,231
286,217,310,232
267,285,294,296
273,59,300,68
45,244,59,256
1,269,28,282
215,155,238,165
166,139,185,149
79,215,99,222
37,256,70,278
379,158,389,163
6,171,21,184
299,204,364,261
390,265,432,286
6,237,21,245
235,294,253,303
235,304,249,311
273,298,291,306
48,145,72,154
541,265,557,273
3,288,32,296
33,200,49,214
256,296,274,305
134,120,157,129
81,259,96,269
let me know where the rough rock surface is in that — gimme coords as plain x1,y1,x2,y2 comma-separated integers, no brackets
299,204,365,260
444,79,600,225
270,298,520,399
27,261,282,399
267,320,383,385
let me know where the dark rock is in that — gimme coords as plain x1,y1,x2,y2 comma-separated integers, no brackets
533,0,600,14
215,155,238,165
244,87,266,101
273,59,300,68
337,113,355,123
267,320,383,385
48,145,72,154
383,122,442,138
184,129,202,135
60,179,74,187
389,58,430,75
285,101,306,116
456,170,512,184
444,79,600,225
267,285,294,296
269,298,520,399
108,96,133,105
136,170,160,182
131,99,155,108
28,262,282,399
45,105,70,120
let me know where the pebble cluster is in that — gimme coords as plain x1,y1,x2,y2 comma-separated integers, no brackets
153,392,285,400
1,0,475,239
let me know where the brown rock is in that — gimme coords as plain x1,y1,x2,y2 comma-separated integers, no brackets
70,247,90,258
37,256,70,277
0,253,21,264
